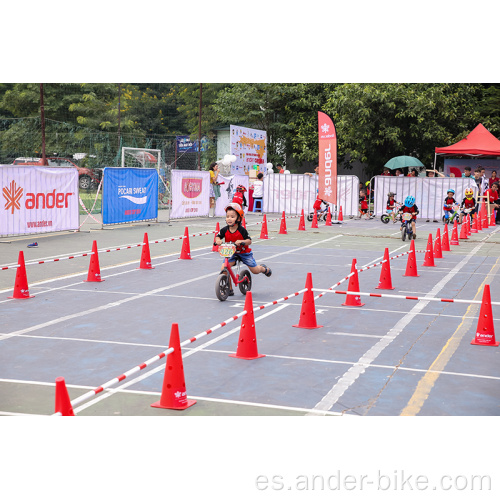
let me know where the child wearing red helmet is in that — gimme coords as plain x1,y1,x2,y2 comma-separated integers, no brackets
215,203,272,295
232,185,248,209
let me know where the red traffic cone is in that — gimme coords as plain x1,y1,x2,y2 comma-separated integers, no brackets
151,323,197,410
293,273,323,329
471,285,499,346
477,207,483,230
434,228,443,259
482,203,489,228
338,205,344,222
490,210,496,226
279,211,287,234
442,223,451,251
298,209,306,231
259,214,269,239
8,251,34,299
325,206,332,226
55,377,75,416
229,291,265,360
342,259,365,306
471,214,478,233
404,239,420,277
450,220,460,246
467,215,471,236
459,220,468,239
84,240,104,282
423,233,435,267
311,209,319,228
179,227,191,259
376,248,394,290
212,222,220,252
138,232,154,269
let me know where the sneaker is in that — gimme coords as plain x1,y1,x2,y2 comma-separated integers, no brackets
27,242,38,248
261,264,272,277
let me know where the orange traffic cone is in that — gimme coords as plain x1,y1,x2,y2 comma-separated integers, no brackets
151,323,197,410
434,228,443,259
84,240,104,282
311,209,319,228
8,251,34,299
138,232,154,269
293,273,323,329
450,220,460,245
338,205,344,222
471,285,499,346
54,377,75,416
342,259,365,306
459,220,468,240
229,291,265,359
376,248,394,290
298,209,306,231
325,206,332,226
260,214,269,239
279,211,287,234
404,239,420,277
179,227,191,259
471,215,478,233
423,233,435,267
212,222,220,252
442,223,451,251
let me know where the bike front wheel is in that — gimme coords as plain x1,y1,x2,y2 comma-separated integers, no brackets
215,272,230,301
238,270,252,295
402,224,407,241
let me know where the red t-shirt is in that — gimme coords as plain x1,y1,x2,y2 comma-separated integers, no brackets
400,204,419,220
485,189,499,203
217,224,251,254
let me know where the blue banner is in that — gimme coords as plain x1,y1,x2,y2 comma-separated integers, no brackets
102,168,158,224
176,135,208,153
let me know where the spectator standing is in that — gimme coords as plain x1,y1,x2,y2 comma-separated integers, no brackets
252,172,264,213
381,167,392,176
462,166,473,179
489,170,499,187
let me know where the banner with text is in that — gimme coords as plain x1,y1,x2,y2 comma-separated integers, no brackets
1,165,79,235
215,174,250,217
230,125,267,175
170,169,210,218
102,168,158,224
318,111,337,205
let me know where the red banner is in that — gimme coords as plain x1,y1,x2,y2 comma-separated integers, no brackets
318,111,337,205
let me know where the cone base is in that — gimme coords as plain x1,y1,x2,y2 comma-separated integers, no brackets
137,265,155,270
8,294,34,299
84,278,105,282
403,273,420,277
279,230,288,234
376,285,395,290
229,353,266,360
471,340,499,347
151,399,197,410
341,302,365,307
292,324,323,329
422,263,436,267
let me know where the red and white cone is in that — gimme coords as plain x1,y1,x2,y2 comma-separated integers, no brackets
8,251,34,299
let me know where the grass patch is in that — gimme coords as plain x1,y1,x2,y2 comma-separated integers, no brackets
79,190,102,215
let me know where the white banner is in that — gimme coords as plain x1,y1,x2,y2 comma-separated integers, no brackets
263,174,359,216
373,176,478,219
170,170,210,218
230,125,267,175
1,166,79,235
215,174,249,217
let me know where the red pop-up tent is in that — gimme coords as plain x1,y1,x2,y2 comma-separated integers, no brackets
435,123,500,157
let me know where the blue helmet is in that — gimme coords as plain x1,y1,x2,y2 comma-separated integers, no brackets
404,195,415,208
447,189,455,195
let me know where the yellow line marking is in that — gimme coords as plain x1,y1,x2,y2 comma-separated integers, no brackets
400,255,500,416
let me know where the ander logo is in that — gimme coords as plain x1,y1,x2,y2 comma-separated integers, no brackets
3,180,23,214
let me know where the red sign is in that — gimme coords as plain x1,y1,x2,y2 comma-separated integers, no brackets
318,111,337,205
181,178,203,199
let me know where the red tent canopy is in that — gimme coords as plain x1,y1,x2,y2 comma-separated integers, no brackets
435,124,500,156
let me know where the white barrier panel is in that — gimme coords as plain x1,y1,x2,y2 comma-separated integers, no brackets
215,174,249,217
0,166,79,236
170,170,210,218
263,174,359,215
373,176,477,219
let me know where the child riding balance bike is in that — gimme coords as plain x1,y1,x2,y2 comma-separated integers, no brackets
214,203,272,301
442,189,459,224
398,195,419,241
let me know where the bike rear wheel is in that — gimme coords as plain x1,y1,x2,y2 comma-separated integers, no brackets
215,272,230,301
238,270,252,295
381,214,390,224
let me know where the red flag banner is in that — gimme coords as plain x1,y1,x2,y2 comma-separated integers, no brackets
318,111,337,205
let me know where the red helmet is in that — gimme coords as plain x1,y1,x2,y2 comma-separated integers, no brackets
236,184,247,192
225,202,244,220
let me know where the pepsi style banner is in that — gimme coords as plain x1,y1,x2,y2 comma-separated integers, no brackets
102,168,158,224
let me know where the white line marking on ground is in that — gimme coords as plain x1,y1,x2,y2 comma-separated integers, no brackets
306,239,487,416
